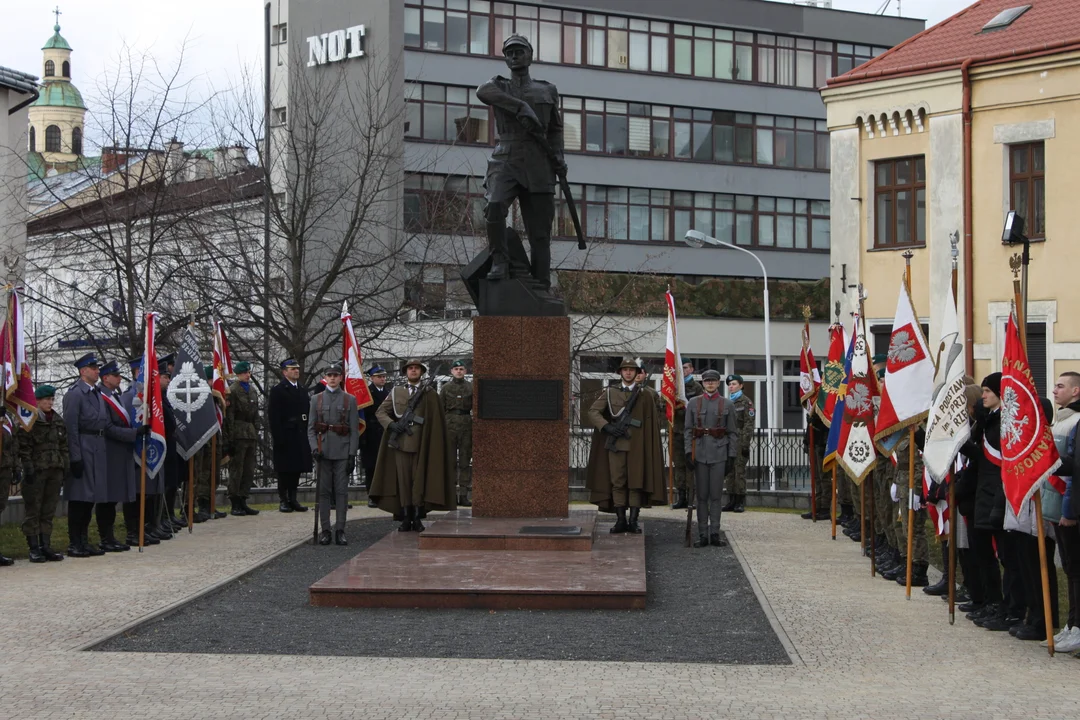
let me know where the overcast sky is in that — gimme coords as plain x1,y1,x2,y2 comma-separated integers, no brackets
2,0,972,140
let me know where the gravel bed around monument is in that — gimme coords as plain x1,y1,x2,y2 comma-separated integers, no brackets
95,517,789,665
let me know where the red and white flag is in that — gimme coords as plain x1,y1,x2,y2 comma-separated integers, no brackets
660,290,688,424
1000,312,1061,514
875,279,934,455
835,313,880,484
134,312,167,478
1,290,37,431
341,302,374,434
211,319,233,427
799,318,820,409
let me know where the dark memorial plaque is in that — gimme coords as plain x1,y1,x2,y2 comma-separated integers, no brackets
478,379,562,420
519,526,582,536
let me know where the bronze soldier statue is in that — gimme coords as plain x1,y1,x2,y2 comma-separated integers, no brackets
476,34,565,288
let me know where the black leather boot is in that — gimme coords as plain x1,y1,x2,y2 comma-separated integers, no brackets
279,495,293,513
82,535,105,556
0,552,12,566
627,507,642,534
693,534,709,548
721,496,737,512
710,533,727,547
485,222,510,281
672,490,688,510
412,506,425,532
733,494,745,513
610,507,629,534
230,497,245,517
39,534,64,561
240,498,260,516
194,498,211,523
27,535,47,564
288,488,308,512
399,507,413,532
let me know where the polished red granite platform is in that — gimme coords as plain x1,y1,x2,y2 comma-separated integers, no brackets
309,512,646,610
417,509,596,551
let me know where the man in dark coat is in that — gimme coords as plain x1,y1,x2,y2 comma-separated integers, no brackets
269,358,313,513
159,360,184,536
62,353,111,558
585,357,666,533
370,359,455,531
97,360,138,552
360,365,391,508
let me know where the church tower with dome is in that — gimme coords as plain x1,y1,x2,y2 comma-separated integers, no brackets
27,10,86,172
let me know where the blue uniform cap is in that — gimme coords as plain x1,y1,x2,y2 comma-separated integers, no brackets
280,358,300,369
99,360,121,377
367,365,386,376
158,359,171,376
128,355,143,369
74,353,98,369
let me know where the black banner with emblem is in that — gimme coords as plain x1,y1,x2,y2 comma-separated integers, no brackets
166,326,219,460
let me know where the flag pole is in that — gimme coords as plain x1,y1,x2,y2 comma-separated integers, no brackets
210,434,218,518
803,307,817,523
668,416,675,506
869,470,876,576
901,250,917,599
808,423,817,523
187,458,195,533
831,466,837,540
855,284,867,555
948,232,959,624
138,444,147,551
1012,254,1054,656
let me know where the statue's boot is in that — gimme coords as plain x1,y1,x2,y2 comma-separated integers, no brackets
530,239,551,293
485,221,509,281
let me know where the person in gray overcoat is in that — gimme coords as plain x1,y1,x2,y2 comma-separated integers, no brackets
62,353,110,557
684,369,738,549
96,360,138,552
308,364,359,546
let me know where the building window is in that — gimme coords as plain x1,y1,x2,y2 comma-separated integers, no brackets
71,127,82,155
403,1,886,88
29,126,36,153
44,60,55,77
272,107,287,126
62,60,70,77
273,23,287,45
405,82,491,144
45,125,62,152
404,263,475,319
874,155,926,248
1009,141,1045,238
403,174,486,235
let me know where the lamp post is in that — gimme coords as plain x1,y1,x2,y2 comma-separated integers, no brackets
684,230,775,489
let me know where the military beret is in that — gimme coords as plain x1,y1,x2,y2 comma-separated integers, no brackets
99,360,121,377
280,358,300,369
726,374,744,384
872,353,888,365
502,33,533,52
324,363,343,376
701,369,722,382
451,359,466,369
35,384,56,399
204,364,214,381
234,361,251,374
367,365,387,376
74,353,99,369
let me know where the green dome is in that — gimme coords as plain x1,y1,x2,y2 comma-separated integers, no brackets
31,81,85,110
43,24,72,51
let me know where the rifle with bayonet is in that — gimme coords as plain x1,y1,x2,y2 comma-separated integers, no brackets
387,378,434,449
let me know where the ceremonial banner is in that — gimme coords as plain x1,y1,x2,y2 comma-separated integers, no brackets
134,313,167,477
815,324,846,428
834,314,879,484
1000,312,1061,514
823,320,856,470
341,302,374,434
661,290,688,424
799,317,820,409
211,319,233,427
167,325,219,460
1,290,36,430
923,290,970,482
875,280,934,455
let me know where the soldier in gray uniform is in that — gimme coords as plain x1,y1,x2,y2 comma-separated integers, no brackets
309,364,359,546
476,33,565,285
62,353,111,558
685,370,738,548
96,360,138,552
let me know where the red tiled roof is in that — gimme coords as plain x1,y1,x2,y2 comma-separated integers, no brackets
827,0,1080,87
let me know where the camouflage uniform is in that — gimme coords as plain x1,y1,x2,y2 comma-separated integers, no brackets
18,407,68,541
874,458,898,549
726,393,755,497
895,433,929,565
672,379,704,497
0,426,21,524
225,379,260,502
440,376,473,503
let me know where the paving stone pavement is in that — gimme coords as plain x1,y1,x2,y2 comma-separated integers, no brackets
1,506,1078,718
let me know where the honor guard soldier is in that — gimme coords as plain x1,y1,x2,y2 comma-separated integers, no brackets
723,374,755,513
360,365,391,507
308,364,359,545
585,357,665,534
96,360,137,551
225,360,260,516
63,353,111,557
269,358,313,513
672,359,705,510
18,385,67,563
0,406,19,565
440,359,473,507
685,369,738,548
370,359,455,531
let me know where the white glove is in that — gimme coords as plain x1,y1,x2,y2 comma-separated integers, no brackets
890,483,899,502
909,490,922,512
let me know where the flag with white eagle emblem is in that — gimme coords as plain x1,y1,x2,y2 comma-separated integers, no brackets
874,279,934,456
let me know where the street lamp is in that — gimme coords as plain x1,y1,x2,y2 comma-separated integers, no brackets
684,230,775,489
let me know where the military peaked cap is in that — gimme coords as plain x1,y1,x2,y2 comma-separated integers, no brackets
280,358,300,369
367,365,387,376
701,369,722,382
99,360,121,377
324,363,343,376
502,33,533,52
74,353,99,369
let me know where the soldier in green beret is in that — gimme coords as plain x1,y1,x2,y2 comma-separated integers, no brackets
17,385,67,563
225,361,260,516
440,359,473,506
722,374,755,513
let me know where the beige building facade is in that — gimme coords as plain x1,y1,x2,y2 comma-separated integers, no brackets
822,0,1080,395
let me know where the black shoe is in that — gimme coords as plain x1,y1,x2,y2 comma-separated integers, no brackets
981,614,1022,632
672,490,688,510
412,510,425,533
923,575,949,596
693,534,709,548
953,589,971,604
67,542,91,558
169,516,185,531
289,500,308,512
99,537,129,553
628,507,642,534
83,536,106,556
733,495,745,513
848,530,861,542
710,533,727,547
399,507,413,532
367,497,378,508
319,530,332,546
801,510,815,520
721,499,737,512
1014,624,1047,641
335,530,348,546
39,535,64,561
881,561,905,581
213,509,228,519
193,510,210,523
279,501,294,513
230,498,245,517
958,600,985,614
240,499,260,516
152,525,173,541
27,535,47,564
126,532,159,546
610,507,629,534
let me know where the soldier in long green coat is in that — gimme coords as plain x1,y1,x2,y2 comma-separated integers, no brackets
723,374,755,513
18,385,68,563
440,359,473,507
225,361,260,516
